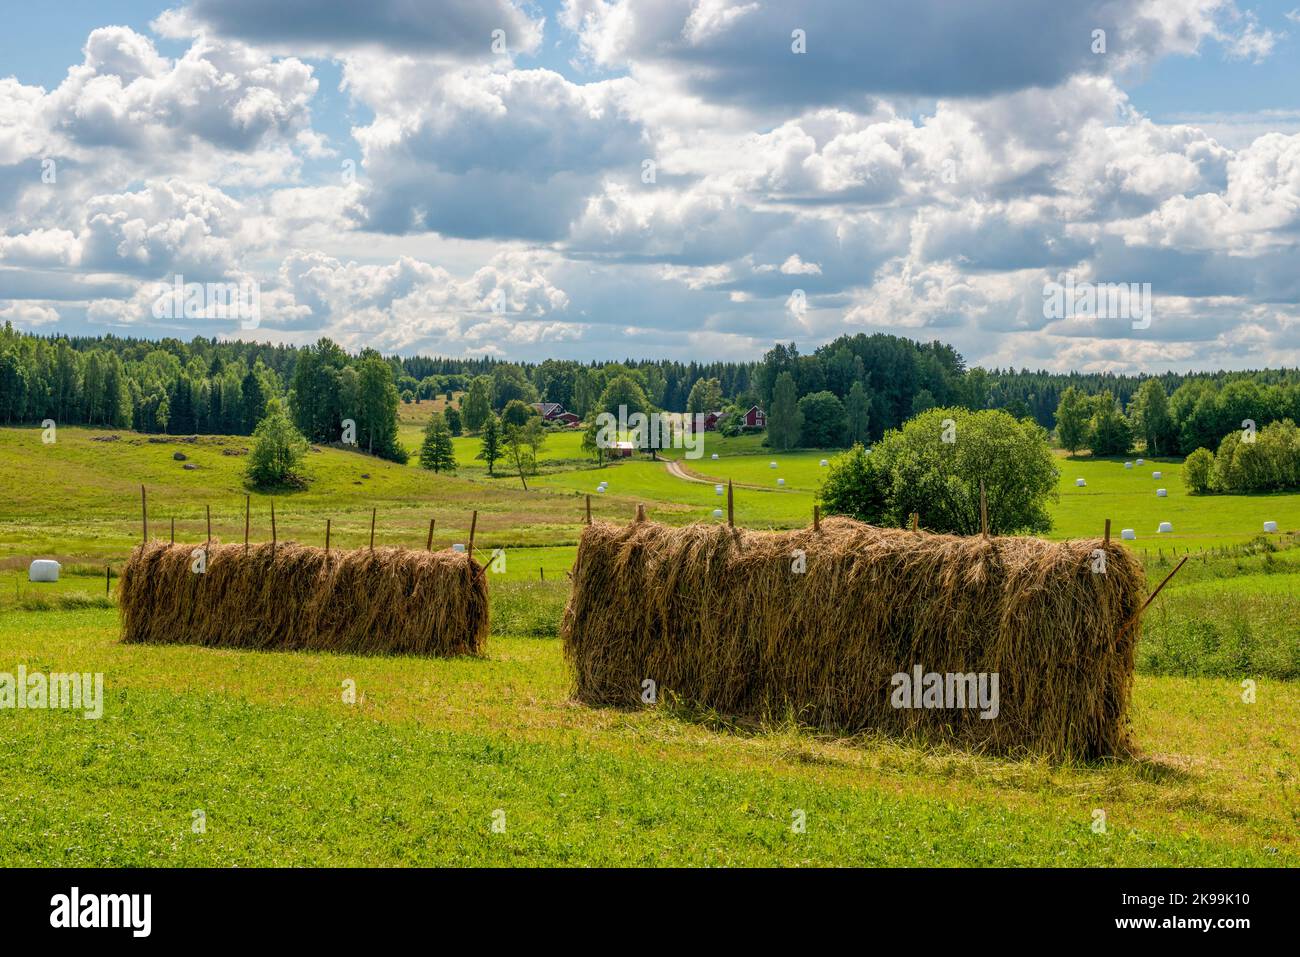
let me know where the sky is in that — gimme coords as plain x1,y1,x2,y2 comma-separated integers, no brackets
1,0,1298,373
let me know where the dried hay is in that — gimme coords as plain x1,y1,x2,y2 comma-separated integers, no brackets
561,516,1145,759
119,541,488,656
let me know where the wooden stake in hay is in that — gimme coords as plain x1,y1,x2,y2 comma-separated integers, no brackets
119,541,489,657
561,516,1146,759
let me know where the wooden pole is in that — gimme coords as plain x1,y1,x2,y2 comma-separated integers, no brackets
727,479,734,528
635,503,646,523
426,518,435,551
1117,556,1188,642
105,565,110,597
1104,518,1111,547
979,480,988,537
468,510,478,558
170,517,175,544
325,518,331,555
813,504,820,532
540,566,545,582
911,512,919,533
244,495,250,554
585,495,592,525
370,508,376,551
141,485,147,544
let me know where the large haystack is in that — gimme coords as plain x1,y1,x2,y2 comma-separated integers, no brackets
120,541,488,656
561,517,1146,758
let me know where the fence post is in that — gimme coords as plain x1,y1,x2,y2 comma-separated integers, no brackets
326,518,331,556
727,480,734,529
813,504,820,533
244,494,250,554
370,508,376,551
206,504,211,550
1104,518,1111,547
141,485,147,544
468,510,478,558
427,518,435,551
105,565,110,597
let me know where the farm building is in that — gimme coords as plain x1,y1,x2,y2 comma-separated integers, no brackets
609,440,636,458
703,411,723,431
742,405,767,429
532,403,582,427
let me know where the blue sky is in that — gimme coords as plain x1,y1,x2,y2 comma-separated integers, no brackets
1,0,1298,372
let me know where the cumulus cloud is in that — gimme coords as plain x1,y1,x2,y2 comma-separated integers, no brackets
159,0,544,58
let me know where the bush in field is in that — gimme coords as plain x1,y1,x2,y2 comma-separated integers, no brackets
1204,419,1300,493
798,390,847,447
1182,447,1214,494
419,413,457,473
247,400,309,489
820,407,1058,535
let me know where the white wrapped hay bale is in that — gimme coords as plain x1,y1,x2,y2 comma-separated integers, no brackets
711,453,719,460
711,508,723,519
1152,471,1162,479
715,484,723,495
29,559,61,582
1136,458,1144,465
1156,488,1167,497
777,478,786,487
1121,528,1136,540
769,461,778,469
1157,522,1173,533
1124,462,1133,469
820,459,829,467
1264,521,1278,533
1075,478,1086,487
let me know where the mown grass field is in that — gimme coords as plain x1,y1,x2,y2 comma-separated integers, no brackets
0,607,1295,866
1,422,1298,865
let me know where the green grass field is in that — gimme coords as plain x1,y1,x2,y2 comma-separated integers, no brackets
1,423,1298,866
1,607,1295,865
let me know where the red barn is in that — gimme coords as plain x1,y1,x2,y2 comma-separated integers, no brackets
555,412,581,426
742,405,767,429
703,411,723,431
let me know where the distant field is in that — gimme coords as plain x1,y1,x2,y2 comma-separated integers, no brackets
2,426,1298,569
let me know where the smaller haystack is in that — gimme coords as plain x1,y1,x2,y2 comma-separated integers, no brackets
119,541,488,656
562,517,1146,758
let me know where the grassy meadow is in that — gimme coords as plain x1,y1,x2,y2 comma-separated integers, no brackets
0,418,1298,866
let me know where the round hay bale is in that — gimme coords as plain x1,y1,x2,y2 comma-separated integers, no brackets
1152,471,1162,479
29,559,60,582
769,461,777,469
711,508,723,519
711,453,719,460
714,485,723,495
1124,462,1133,469
1156,488,1167,497
820,459,829,467
1136,458,1144,465
777,478,785,487
1264,520,1278,533
1075,478,1086,487
452,543,466,552
1121,528,1136,540
1158,521,1173,533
